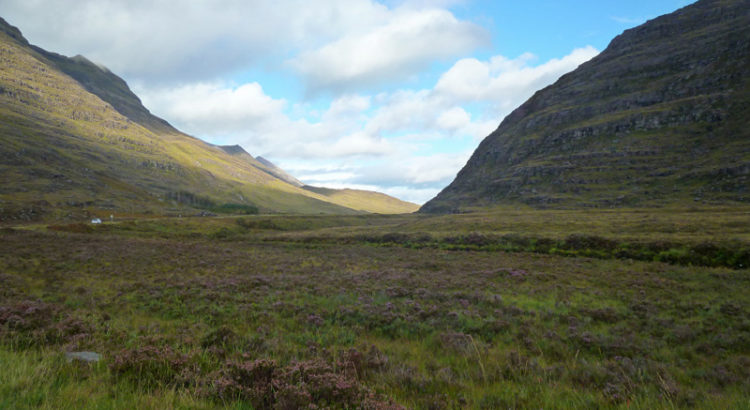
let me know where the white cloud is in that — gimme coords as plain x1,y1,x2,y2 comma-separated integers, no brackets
437,107,471,132
137,82,394,160
297,171,360,183
139,82,286,135
403,152,473,184
1,0,484,90
378,186,440,205
458,119,498,141
365,89,439,134
435,46,599,111
323,95,372,120
301,132,397,158
289,7,488,92
352,47,597,144
133,46,596,204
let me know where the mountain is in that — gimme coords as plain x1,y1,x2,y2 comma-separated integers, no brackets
302,186,420,214
215,146,305,188
421,0,750,213
255,156,305,188
214,146,417,213
0,18,417,221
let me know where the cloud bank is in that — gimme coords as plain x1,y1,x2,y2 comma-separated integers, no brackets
137,47,598,203
1,0,486,89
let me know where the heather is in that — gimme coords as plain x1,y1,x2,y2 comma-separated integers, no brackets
1,208,748,408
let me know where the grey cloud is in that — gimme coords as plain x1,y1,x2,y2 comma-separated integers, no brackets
1,0,483,91
0,0,393,84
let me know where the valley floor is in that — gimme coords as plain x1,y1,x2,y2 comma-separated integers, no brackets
0,208,748,408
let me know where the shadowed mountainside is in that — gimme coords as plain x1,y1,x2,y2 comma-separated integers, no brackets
421,0,750,213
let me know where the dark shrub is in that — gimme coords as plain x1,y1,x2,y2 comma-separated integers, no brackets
236,218,281,230
380,233,411,244
462,233,492,247
582,307,622,323
479,393,514,409
281,359,360,404
437,332,475,354
109,345,190,388
47,223,93,233
412,233,433,243
201,326,239,357
500,234,533,249
0,300,58,331
0,300,90,347
201,326,238,349
215,358,277,407
210,227,234,239
563,234,618,251
212,357,400,408
532,237,556,252
719,302,744,317
211,203,259,215
0,273,24,298
338,345,388,379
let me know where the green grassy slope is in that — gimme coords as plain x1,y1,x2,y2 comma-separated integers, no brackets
0,18,414,221
303,186,420,214
219,146,419,214
421,0,750,212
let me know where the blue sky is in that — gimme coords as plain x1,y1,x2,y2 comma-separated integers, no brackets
1,0,693,204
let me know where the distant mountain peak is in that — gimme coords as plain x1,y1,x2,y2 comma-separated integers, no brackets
217,144,252,156
69,54,111,73
255,156,305,188
0,17,28,46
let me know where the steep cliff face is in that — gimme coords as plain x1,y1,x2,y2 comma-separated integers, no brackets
421,0,750,212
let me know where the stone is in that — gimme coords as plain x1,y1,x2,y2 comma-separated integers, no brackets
65,351,101,363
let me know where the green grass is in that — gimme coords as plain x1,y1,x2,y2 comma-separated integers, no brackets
1,208,748,408
0,349,217,409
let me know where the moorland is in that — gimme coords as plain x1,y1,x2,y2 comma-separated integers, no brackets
2,0,749,408
1,207,748,409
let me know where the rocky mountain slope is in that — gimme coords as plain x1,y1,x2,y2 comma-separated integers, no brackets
255,156,305,188
421,0,750,213
0,18,417,221
215,145,305,188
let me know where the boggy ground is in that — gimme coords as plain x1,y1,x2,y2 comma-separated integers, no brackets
0,211,748,409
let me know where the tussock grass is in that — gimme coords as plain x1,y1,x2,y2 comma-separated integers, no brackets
1,208,748,407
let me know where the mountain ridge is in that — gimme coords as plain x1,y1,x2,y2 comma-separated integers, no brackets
421,0,750,213
0,17,176,134
0,18,417,221
255,156,305,188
